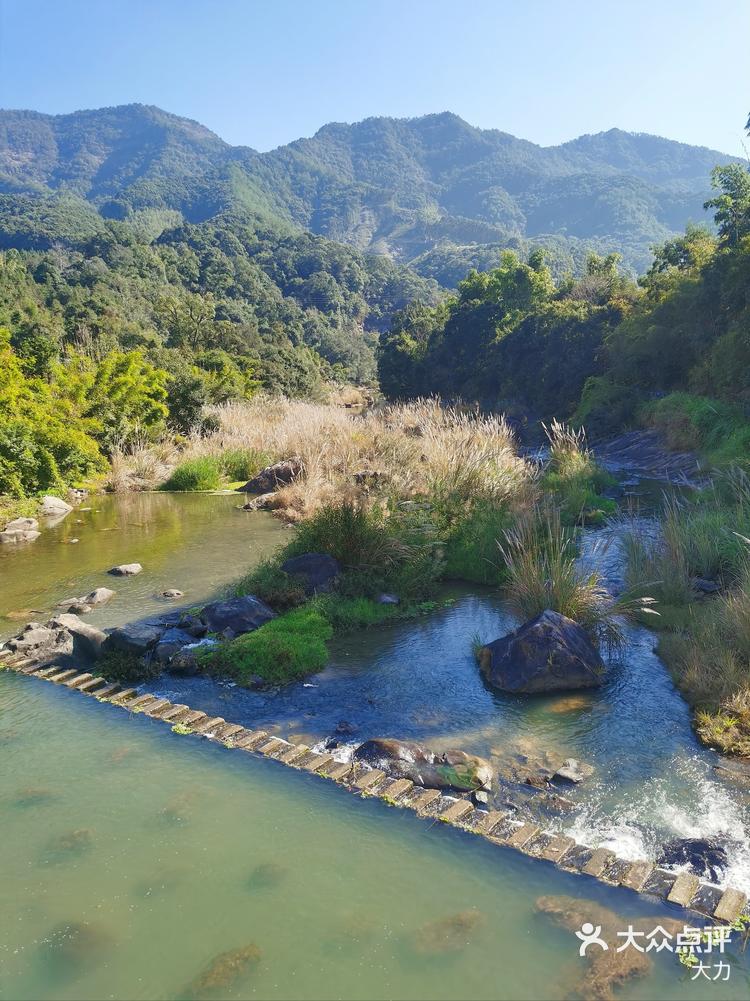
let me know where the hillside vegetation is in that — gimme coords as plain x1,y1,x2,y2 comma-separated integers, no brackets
0,104,736,279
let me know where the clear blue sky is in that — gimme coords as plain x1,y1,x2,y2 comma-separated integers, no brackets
0,0,747,155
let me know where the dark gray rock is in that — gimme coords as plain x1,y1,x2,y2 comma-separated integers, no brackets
478,610,605,694
154,628,196,664
354,738,493,791
694,577,720,595
657,837,731,883
280,553,340,595
103,620,165,655
238,458,302,494
201,595,275,637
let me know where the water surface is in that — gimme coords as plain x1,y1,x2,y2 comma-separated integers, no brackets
2,672,747,1001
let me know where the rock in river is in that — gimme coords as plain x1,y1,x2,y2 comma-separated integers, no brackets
103,619,165,655
657,837,731,883
109,562,142,576
40,495,73,517
51,614,107,659
0,517,40,544
354,738,493,791
552,758,594,784
280,552,340,595
201,594,275,638
478,609,605,693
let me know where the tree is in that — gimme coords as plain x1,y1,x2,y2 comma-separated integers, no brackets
704,164,750,245
158,291,218,350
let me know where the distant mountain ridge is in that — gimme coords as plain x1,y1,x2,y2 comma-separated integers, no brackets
0,104,738,277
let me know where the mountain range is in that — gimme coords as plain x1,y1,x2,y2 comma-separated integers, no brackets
0,104,737,280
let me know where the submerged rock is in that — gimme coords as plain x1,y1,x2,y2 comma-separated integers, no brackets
536,895,682,1001
238,457,302,494
108,562,142,576
161,588,184,599
40,920,113,976
201,595,275,638
45,828,94,861
14,786,55,807
409,909,484,956
354,738,493,791
183,943,262,999
657,837,731,883
280,552,341,595
478,610,605,693
247,862,287,890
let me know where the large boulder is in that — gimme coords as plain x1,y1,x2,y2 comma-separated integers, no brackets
280,553,340,595
1,517,40,544
103,620,165,655
354,738,493,792
154,627,196,664
40,495,73,517
478,610,605,694
52,614,107,659
238,458,302,494
200,595,275,638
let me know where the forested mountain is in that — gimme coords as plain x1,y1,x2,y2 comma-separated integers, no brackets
0,105,737,280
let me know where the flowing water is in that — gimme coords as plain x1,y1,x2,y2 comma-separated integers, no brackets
3,672,750,1001
2,487,750,998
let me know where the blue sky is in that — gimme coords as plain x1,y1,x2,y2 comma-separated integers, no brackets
0,0,747,155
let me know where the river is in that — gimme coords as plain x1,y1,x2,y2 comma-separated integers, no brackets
2,488,750,998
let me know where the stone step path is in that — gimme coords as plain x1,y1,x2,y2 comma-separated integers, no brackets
2,656,748,926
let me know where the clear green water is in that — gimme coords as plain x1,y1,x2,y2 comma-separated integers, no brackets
2,492,750,998
3,671,749,1001
0,493,285,640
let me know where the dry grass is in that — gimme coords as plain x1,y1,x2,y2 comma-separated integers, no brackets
151,396,533,521
106,436,179,492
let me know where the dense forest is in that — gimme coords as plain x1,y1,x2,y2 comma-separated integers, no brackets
0,105,736,278
379,150,750,462
0,103,747,499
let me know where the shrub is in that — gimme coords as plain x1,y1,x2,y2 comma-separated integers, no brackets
220,447,271,482
286,501,405,570
98,649,160,683
161,456,221,491
499,505,652,650
541,420,616,525
234,558,308,610
201,608,333,685
443,505,510,584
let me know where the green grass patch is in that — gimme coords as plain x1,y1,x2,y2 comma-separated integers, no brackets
200,608,333,685
443,505,510,584
98,649,160,683
161,456,222,491
219,448,272,482
643,392,750,472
